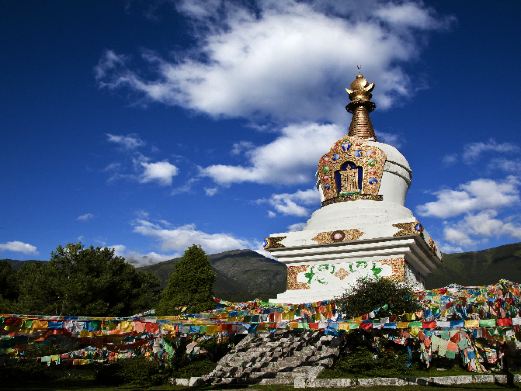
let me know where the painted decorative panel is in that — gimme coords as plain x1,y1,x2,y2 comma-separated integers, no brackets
286,258,405,291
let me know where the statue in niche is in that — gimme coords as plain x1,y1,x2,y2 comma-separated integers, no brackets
339,162,361,194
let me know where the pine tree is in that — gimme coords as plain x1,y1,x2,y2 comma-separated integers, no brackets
157,245,215,315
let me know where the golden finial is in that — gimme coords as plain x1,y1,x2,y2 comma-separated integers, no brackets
345,71,377,140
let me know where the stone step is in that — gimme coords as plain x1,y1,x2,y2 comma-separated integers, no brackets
259,377,294,385
202,332,342,385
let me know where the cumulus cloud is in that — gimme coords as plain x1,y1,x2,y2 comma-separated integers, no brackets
264,188,320,217
106,133,145,150
417,176,519,219
204,123,342,185
374,2,449,30
96,0,450,123
140,161,178,186
0,241,38,255
104,133,180,187
442,210,521,248
111,244,175,267
77,213,94,222
132,218,253,255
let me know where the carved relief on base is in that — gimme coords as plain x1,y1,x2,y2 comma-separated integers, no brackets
312,229,364,245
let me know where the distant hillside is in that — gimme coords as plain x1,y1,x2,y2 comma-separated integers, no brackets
139,249,287,301
425,242,521,288
141,243,521,299
5,242,521,301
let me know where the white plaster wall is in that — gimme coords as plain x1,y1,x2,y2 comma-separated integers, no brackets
378,168,409,205
305,200,414,232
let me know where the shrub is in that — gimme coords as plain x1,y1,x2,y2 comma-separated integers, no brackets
336,277,420,318
95,357,168,386
320,332,412,378
172,358,216,378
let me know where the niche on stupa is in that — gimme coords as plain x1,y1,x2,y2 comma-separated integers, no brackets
336,161,363,196
317,136,387,205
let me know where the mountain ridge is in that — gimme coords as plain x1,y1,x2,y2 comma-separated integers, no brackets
4,242,521,301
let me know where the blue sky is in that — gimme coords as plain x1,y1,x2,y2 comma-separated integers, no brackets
1,0,520,264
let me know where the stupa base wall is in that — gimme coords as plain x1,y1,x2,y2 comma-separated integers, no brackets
269,236,439,304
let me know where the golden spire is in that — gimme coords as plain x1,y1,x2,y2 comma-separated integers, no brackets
345,72,377,140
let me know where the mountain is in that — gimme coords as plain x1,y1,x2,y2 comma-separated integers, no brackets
140,243,521,300
5,242,521,301
139,249,287,301
424,242,521,288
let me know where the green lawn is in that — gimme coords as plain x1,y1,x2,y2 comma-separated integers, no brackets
254,386,518,391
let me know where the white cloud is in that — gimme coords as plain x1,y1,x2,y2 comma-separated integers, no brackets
266,188,320,217
77,213,94,222
437,242,464,254
140,161,178,186
111,244,174,267
417,176,519,219
377,130,403,148
462,140,518,163
204,187,218,196
442,154,457,166
443,210,521,248
96,1,450,123
132,218,253,255
95,50,126,79
374,2,449,30
105,134,180,187
288,222,307,232
106,133,145,150
173,0,222,20
443,226,474,246
443,139,519,166
0,241,38,255
204,122,342,185
231,141,255,155
462,210,521,239
491,158,521,173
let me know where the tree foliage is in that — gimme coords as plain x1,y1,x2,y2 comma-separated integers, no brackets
336,277,420,318
6,243,161,316
157,245,215,315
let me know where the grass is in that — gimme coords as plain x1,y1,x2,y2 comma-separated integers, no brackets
319,365,475,379
254,386,519,390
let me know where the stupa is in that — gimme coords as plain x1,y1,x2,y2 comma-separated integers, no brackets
264,73,442,303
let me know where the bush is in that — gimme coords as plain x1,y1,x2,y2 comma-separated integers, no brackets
336,277,420,318
95,357,168,386
0,360,50,384
172,358,216,378
320,332,412,378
